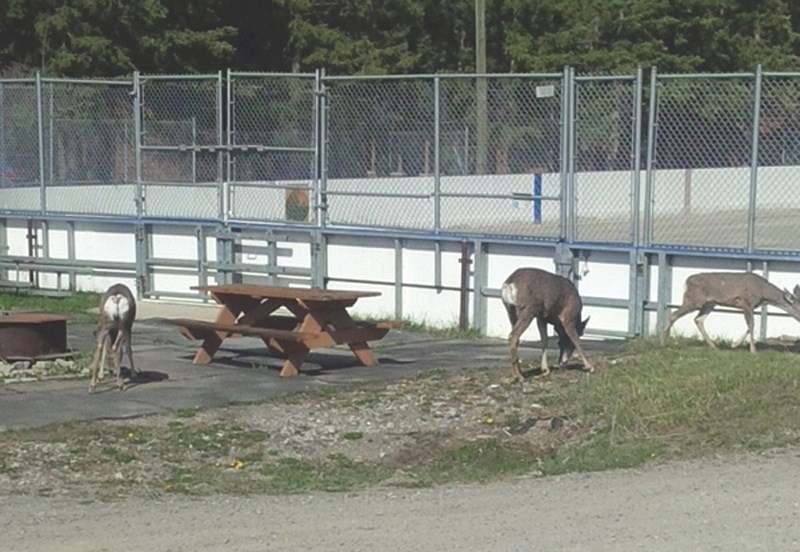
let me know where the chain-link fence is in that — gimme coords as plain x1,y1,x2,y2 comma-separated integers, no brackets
1,68,799,255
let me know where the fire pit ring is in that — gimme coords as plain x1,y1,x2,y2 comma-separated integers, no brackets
0,312,69,359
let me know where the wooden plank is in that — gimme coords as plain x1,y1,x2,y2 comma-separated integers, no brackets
163,318,319,342
192,284,380,302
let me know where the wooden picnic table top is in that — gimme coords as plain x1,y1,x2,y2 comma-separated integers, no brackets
192,284,381,303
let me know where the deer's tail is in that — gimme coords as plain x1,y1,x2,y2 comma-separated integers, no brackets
501,282,518,325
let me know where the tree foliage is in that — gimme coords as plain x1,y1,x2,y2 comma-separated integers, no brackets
0,0,799,77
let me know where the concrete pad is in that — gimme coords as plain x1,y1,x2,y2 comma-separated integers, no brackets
0,303,626,431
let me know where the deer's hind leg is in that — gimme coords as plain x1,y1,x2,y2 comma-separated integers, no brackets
89,329,110,393
111,330,126,390
661,303,697,345
508,307,536,382
536,318,551,376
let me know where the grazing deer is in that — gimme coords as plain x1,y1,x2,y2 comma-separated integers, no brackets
89,283,138,392
660,272,800,352
501,268,593,381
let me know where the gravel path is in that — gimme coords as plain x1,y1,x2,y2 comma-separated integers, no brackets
2,448,799,552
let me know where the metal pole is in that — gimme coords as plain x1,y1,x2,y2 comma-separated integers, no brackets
433,76,441,232
132,71,144,217
225,68,234,222
631,66,644,246
643,67,659,247
35,72,46,214
217,70,225,222
474,0,488,174
567,67,577,243
318,68,328,229
559,67,569,241
746,65,762,253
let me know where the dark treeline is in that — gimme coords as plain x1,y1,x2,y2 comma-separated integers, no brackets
1,0,798,77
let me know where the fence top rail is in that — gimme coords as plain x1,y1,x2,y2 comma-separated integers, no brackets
323,72,564,81
229,71,316,78
656,71,757,80
0,78,36,84
40,77,133,86
138,72,222,81
574,74,638,82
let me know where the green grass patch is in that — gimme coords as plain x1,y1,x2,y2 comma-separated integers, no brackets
0,290,100,322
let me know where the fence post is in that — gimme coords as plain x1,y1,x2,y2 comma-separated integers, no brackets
559,66,570,241
35,72,46,215
132,71,144,218
643,67,658,247
433,75,441,233
746,65,762,253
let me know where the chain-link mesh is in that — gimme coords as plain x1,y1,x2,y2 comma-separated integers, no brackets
139,76,221,219
324,77,435,229
0,81,40,212
650,76,754,249
438,76,563,237
228,74,316,223
754,75,800,252
573,78,637,243
39,80,135,216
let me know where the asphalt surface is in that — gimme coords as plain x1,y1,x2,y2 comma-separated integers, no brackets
0,301,625,431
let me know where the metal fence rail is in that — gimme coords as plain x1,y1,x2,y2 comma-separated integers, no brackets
0,67,798,256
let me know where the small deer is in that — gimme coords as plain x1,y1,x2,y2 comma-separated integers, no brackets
501,268,593,381
660,272,800,352
89,283,138,392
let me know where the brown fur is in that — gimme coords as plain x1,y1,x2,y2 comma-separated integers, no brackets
661,272,800,352
89,283,137,392
501,268,593,381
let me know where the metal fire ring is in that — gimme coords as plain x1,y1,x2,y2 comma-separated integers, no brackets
0,312,70,360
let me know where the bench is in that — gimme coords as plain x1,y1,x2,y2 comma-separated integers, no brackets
163,318,320,342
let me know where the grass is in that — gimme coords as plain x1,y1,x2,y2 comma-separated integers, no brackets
3,333,800,498
0,290,100,323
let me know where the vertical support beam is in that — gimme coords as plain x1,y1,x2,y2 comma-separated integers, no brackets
643,67,659,247
474,0,487,174
458,241,472,332
759,260,769,341
310,229,326,288
134,223,149,299
35,72,46,215
628,249,647,336
656,252,671,334
434,240,442,290
225,69,234,222
746,65,762,253
472,239,488,333
196,225,208,290
433,76,441,233
394,238,403,320
67,220,76,291
0,218,7,283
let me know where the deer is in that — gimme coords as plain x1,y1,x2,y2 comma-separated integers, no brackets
660,272,800,353
89,283,138,392
501,267,593,381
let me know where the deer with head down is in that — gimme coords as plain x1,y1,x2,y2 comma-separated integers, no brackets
660,271,800,352
501,268,593,381
89,283,138,392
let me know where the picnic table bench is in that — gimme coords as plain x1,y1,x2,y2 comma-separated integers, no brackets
164,284,400,377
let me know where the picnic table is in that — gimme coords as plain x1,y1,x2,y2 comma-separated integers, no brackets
164,284,399,377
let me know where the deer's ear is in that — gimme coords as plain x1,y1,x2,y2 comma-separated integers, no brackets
794,285,800,299
785,289,796,303
579,316,590,333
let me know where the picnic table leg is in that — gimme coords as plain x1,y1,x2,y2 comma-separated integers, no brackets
349,342,377,366
267,339,310,377
193,302,242,364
